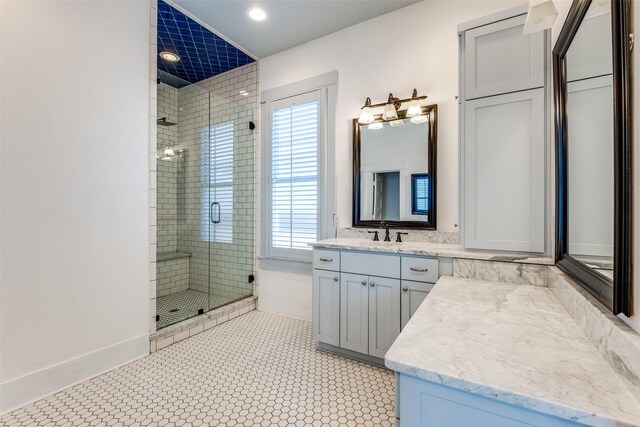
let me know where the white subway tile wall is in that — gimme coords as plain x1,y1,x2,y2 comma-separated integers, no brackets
156,257,190,296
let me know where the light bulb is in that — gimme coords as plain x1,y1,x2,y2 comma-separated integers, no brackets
406,99,421,117
358,106,374,124
164,146,175,157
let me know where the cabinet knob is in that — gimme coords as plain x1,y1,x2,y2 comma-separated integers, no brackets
402,286,408,292
370,282,375,287
362,280,367,286
333,277,339,282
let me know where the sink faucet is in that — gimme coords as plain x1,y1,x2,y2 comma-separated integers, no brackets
381,222,391,242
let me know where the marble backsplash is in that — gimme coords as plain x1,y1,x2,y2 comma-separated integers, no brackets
549,267,640,400
453,258,549,287
337,227,460,245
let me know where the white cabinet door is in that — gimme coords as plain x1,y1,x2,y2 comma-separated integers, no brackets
340,273,369,354
464,14,544,100
400,280,434,329
463,88,545,253
312,269,340,346
368,276,400,359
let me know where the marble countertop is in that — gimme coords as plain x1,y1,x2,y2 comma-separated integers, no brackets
385,277,640,426
310,238,554,265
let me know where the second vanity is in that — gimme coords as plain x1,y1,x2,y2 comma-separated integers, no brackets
310,238,640,427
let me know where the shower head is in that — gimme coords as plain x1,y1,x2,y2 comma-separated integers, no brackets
157,117,177,127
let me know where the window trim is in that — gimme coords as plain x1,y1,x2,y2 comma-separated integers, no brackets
260,72,337,262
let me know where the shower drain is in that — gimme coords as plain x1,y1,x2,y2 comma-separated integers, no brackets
169,308,179,313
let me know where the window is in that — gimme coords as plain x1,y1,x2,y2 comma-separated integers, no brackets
271,97,319,251
411,173,429,216
261,72,337,262
201,121,233,243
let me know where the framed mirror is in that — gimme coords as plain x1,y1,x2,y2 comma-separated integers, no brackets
353,105,437,229
554,0,632,315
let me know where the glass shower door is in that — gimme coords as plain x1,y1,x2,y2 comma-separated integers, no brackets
206,93,254,310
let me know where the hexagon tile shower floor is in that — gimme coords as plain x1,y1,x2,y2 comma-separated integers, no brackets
0,311,395,427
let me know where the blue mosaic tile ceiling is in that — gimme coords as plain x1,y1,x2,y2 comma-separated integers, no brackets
157,1,255,88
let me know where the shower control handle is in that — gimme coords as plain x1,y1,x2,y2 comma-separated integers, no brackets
210,202,221,224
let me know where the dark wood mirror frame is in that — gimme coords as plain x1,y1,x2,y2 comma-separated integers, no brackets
352,104,437,230
554,0,633,315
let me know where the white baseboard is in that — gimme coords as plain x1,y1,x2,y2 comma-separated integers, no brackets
257,295,312,321
0,334,149,414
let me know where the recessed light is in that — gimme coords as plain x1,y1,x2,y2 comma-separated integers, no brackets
159,51,180,62
247,7,268,21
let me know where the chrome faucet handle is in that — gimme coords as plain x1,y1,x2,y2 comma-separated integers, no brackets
395,232,408,243
367,230,380,241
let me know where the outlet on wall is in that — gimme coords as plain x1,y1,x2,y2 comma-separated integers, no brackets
333,214,340,227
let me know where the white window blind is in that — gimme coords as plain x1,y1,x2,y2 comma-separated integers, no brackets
270,95,319,252
201,121,233,243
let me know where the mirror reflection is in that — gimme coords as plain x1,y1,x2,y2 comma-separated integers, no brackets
565,0,613,279
359,118,430,222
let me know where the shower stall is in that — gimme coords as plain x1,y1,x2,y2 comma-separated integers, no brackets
155,76,254,329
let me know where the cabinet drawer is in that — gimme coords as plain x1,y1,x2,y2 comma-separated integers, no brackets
401,257,438,283
341,252,400,278
313,249,340,271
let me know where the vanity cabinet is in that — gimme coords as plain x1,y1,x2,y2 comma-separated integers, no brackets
459,6,548,254
401,281,434,329
400,374,582,426
340,273,400,358
313,248,439,362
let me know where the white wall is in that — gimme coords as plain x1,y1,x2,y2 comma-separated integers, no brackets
257,0,524,320
0,0,151,412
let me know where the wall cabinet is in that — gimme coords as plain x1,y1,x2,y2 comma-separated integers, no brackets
459,9,548,254
463,89,545,252
463,14,545,100
313,248,439,362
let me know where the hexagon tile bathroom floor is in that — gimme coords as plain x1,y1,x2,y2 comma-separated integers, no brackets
0,311,395,427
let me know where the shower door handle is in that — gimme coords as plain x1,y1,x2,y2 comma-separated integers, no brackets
210,202,221,224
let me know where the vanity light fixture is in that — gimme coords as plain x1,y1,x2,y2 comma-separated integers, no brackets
358,97,374,124
247,7,268,21
163,146,175,157
406,89,422,117
358,89,428,123
159,50,180,63
382,93,400,121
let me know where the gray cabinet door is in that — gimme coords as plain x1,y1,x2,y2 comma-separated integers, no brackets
463,88,545,253
368,276,400,359
464,14,544,100
312,269,340,346
340,273,369,354
400,280,434,329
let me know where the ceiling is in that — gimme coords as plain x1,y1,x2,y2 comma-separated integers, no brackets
157,0,255,88
170,0,421,58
